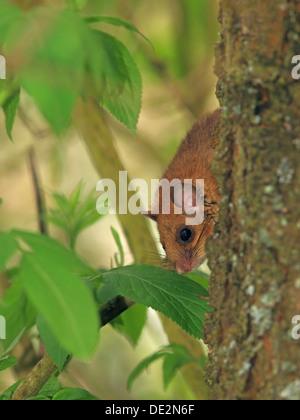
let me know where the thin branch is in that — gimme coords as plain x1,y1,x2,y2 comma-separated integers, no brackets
10,0,210,400
11,353,57,400
19,107,51,139
9,151,49,378
11,296,134,400
28,148,48,236
74,98,210,400
100,296,134,327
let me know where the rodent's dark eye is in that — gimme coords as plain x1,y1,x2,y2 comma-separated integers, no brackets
178,227,194,244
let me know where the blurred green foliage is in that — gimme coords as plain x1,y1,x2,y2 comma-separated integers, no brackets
128,344,206,391
0,0,219,401
45,182,105,250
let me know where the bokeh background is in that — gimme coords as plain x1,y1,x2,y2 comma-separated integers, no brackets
0,0,219,399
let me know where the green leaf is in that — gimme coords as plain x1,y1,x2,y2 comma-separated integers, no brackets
0,355,17,372
0,231,18,273
101,265,211,340
22,76,77,136
69,182,84,212
0,279,36,354
83,270,104,303
37,315,70,372
27,376,63,400
128,344,200,391
162,352,191,390
38,376,63,399
96,278,116,303
18,246,99,360
12,230,95,277
1,7,143,136
94,31,142,134
64,0,87,11
20,9,85,135
45,185,104,249
0,5,25,45
85,16,152,47
112,304,147,347
185,271,210,290
111,226,125,267
0,380,23,401
2,89,20,140
53,388,100,400
127,349,170,391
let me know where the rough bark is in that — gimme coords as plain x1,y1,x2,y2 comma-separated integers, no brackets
205,0,300,400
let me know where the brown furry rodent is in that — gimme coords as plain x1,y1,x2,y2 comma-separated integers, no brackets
145,109,220,273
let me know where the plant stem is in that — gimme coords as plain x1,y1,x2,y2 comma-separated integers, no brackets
11,353,57,400
10,1,211,399
28,148,49,236
11,296,134,400
73,98,210,400
73,98,158,264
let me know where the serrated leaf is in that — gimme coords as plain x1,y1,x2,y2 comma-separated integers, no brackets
101,265,211,340
3,89,20,140
0,355,17,372
162,353,190,390
45,185,104,249
85,16,152,47
94,31,142,134
0,279,36,354
12,230,95,277
128,344,200,391
19,250,99,360
127,351,168,391
53,388,99,400
22,76,77,136
38,376,63,399
1,7,143,136
112,304,147,347
20,9,85,135
44,182,103,249
0,232,18,273
37,315,69,372
96,279,116,303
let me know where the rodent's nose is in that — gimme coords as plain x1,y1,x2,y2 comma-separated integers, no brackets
175,261,194,274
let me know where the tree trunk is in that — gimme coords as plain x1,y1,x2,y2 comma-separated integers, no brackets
206,0,300,400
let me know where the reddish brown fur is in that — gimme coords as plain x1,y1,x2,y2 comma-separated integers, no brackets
148,109,221,273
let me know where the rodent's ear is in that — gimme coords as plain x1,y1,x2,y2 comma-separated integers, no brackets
172,183,201,215
141,211,158,222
